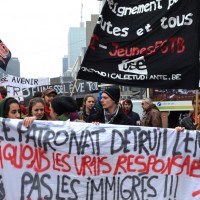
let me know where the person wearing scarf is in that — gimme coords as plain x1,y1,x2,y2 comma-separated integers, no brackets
87,86,134,125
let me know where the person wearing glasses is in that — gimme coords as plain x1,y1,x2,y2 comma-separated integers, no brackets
141,97,162,128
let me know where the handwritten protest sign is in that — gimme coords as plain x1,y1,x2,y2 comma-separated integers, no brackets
0,75,49,101
0,119,200,199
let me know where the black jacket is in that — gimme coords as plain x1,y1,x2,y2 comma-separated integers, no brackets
87,108,134,125
180,115,196,130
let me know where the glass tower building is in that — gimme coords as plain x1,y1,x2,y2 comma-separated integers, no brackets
68,26,86,69
0,57,20,78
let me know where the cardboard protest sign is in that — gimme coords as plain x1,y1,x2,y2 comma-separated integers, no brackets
0,40,11,71
0,119,200,199
77,0,200,89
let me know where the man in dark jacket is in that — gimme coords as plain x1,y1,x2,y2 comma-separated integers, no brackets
122,99,140,125
87,86,134,125
141,98,162,127
179,95,200,130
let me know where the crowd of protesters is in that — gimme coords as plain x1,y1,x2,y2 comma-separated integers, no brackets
0,85,197,200
0,85,197,131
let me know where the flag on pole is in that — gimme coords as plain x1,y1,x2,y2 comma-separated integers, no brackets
77,0,200,89
0,40,11,71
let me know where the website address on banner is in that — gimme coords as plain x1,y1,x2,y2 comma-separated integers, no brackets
80,67,181,81
109,37,185,57
80,67,147,80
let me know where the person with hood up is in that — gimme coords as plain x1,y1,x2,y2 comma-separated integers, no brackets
140,97,162,127
50,95,80,121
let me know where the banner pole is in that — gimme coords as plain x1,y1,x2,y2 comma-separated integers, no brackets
195,89,199,124
70,79,78,97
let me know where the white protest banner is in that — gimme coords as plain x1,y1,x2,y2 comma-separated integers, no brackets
0,74,49,101
0,118,200,199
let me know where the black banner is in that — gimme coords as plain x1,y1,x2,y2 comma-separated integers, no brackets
22,80,99,99
0,40,11,71
77,0,200,89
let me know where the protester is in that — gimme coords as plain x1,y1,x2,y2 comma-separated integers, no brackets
0,97,29,199
87,86,134,125
140,97,162,127
0,86,7,99
122,99,140,125
0,97,41,128
50,95,80,121
42,88,57,119
178,95,200,130
23,97,49,127
0,97,21,119
79,94,98,121
26,97,47,119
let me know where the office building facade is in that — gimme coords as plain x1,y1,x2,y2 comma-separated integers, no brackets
62,55,68,75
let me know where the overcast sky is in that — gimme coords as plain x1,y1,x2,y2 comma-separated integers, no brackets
0,0,100,78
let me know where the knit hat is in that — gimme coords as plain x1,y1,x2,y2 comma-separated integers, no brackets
51,96,77,115
42,88,57,96
102,87,120,104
